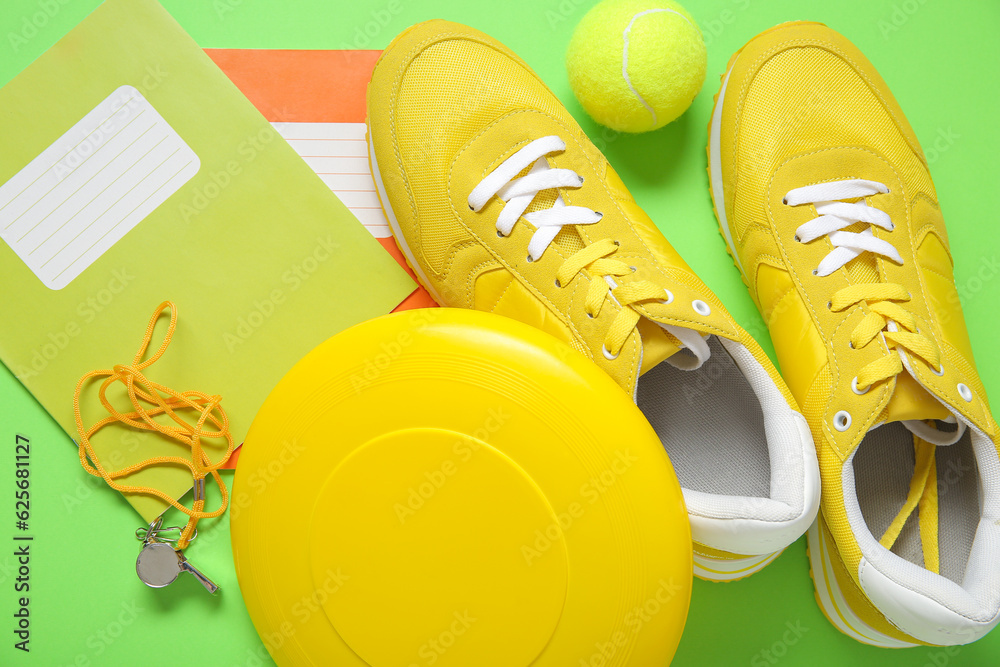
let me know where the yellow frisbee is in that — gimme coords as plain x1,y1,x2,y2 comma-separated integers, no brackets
231,308,691,666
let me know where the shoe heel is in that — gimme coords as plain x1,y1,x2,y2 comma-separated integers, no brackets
693,548,783,582
806,519,918,648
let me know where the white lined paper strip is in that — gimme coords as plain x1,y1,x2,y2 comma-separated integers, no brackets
272,122,391,238
0,85,199,290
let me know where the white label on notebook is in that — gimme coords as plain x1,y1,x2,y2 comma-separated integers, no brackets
0,85,200,290
272,122,391,238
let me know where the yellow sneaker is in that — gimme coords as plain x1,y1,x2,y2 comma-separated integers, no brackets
709,21,1000,645
367,20,819,581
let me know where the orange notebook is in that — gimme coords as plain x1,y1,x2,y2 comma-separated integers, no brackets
208,48,436,311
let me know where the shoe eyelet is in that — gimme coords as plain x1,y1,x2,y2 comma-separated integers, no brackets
661,289,674,305
468,203,475,211
827,301,832,310
601,345,619,361
692,299,711,316
833,410,852,432
851,377,868,395
586,312,595,319
629,266,637,272
931,364,945,377
496,230,504,238
848,341,855,350
811,269,819,276
554,278,562,288
958,383,973,402
782,197,788,205
526,255,533,263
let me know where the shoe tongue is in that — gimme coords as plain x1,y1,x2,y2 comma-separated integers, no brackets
881,367,950,424
636,318,682,375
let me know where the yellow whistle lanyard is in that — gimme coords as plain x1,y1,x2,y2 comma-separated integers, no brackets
72,301,233,550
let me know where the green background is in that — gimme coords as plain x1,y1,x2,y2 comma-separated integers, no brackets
1,0,997,665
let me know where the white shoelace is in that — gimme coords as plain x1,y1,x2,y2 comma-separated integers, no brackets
468,136,602,261
467,134,711,368
785,179,902,277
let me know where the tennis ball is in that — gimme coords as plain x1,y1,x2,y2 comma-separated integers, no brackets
566,0,707,133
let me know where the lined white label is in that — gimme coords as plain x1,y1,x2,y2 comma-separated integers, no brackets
0,85,200,290
272,122,390,238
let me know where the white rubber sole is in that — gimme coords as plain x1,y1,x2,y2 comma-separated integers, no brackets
366,123,445,305
693,549,783,582
707,66,745,279
807,520,918,648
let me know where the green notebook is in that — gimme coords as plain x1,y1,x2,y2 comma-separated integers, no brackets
0,0,414,521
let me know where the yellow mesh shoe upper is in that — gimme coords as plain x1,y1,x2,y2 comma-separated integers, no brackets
711,21,1000,646
368,19,760,394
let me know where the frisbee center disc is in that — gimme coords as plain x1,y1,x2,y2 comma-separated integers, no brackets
307,427,569,666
